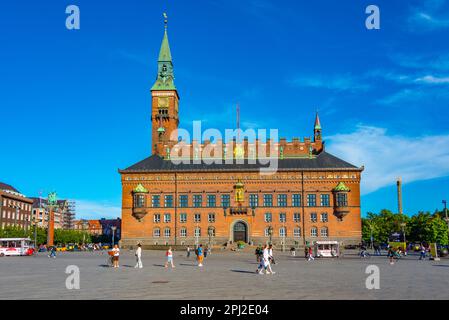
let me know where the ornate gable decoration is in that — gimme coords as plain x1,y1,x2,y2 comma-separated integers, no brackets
133,183,149,193
333,182,350,192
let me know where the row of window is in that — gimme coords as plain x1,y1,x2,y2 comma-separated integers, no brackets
152,227,329,238
134,193,348,208
1,210,30,221
2,199,32,211
151,212,329,223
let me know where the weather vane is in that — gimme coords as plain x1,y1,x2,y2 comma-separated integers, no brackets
163,12,168,30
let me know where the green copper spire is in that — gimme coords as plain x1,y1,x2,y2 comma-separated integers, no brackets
151,13,177,91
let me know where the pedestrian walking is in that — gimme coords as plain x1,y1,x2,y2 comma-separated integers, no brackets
197,244,204,267
48,246,56,258
165,247,175,268
290,247,296,256
387,247,395,265
134,243,143,269
307,246,315,261
112,244,120,268
204,247,208,259
263,245,275,274
186,246,191,258
268,244,276,265
419,244,426,260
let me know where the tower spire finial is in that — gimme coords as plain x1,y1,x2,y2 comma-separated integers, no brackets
163,12,168,31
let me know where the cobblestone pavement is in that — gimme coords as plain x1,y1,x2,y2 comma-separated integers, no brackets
0,250,448,300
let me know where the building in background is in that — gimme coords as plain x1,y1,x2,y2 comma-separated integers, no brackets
0,182,33,229
73,218,121,241
30,198,76,230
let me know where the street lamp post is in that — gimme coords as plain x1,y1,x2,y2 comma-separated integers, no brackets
268,225,273,245
443,200,449,241
111,226,117,247
399,222,407,255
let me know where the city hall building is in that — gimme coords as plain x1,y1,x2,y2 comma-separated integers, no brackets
119,23,363,248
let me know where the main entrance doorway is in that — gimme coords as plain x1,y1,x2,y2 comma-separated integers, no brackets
233,221,247,242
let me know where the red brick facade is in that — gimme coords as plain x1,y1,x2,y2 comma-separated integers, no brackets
119,27,363,248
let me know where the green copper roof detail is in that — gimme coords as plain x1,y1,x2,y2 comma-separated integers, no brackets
151,29,177,91
158,30,172,62
333,182,350,192
133,183,149,193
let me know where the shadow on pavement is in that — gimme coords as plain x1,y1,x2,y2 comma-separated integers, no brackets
230,269,256,274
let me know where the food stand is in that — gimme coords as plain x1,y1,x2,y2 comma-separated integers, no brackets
314,241,340,258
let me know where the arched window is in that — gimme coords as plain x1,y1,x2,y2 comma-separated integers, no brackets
264,227,270,237
194,227,201,237
310,227,318,237
180,228,187,237
294,227,301,238
320,227,328,238
153,228,160,238
279,227,286,237
164,227,171,238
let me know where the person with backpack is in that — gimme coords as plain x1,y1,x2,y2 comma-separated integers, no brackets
164,247,175,268
197,244,204,267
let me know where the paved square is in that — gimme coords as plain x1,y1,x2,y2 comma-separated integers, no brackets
0,250,448,299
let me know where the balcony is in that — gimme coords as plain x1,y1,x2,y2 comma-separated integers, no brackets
132,207,148,221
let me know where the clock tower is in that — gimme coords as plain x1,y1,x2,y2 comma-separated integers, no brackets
150,14,179,157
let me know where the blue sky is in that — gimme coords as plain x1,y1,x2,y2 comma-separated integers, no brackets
0,0,448,219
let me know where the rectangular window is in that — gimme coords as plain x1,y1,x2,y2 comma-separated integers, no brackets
320,194,330,207
153,214,161,223
264,212,272,222
208,213,215,223
164,195,173,208
194,213,201,223
164,228,170,238
293,213,301,222
277,194,287,207
153,229,160,237
263,194,273,207
336,193,348,207
320,212,328,222
311,227,318,237
307,194,316,207
193,195,202,208
134,194,145,208
180,228,187,237
207,195,216,207
164,213,171,223
279,213,286,223
292,194,301,207
221,194,230,208
194,228,201,237
152,195,160,208
310,212,317,223
179,195,188,208
249,194,258,208
180,213,187,223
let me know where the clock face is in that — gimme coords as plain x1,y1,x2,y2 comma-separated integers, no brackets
158,97,169,109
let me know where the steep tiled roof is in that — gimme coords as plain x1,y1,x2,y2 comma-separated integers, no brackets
120,151,360,173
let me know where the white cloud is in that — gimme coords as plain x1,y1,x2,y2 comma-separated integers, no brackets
74,200,121,220
290,74,370,92
408,0,449,31
415,75,449,84
327,125,449,195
